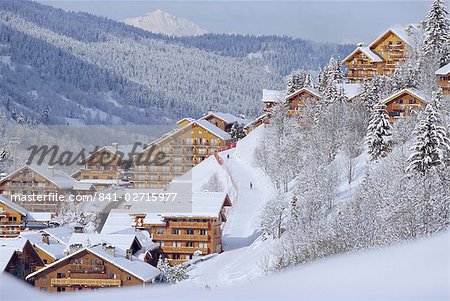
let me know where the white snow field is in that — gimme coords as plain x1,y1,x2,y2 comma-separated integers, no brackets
2,230,448,301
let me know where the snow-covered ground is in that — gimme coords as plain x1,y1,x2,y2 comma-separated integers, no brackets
184,125,277,287
3,230,448,301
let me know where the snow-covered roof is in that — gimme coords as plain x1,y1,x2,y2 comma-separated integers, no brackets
26,212,52,223
370,24,422,49
177,117,195,124
27,164,78,189
71,182,95,191
26,245,160,282
40,227,74,245
381,88,428,105
336,83,362,100
19,232,66,260
194,120,231,141
101,210,136,234
202,111,249,125
244,113,267,129
436,63,450,75
68,233,141,252
0,196,28,216
78,179,127,186
0,238,29,271
342,46,383,63
285,87,322,100
262,89,284,103
111,228,159,251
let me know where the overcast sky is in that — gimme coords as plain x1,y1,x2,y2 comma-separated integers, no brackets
38,0,440,43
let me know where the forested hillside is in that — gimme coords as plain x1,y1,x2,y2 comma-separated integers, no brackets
0,0,351,125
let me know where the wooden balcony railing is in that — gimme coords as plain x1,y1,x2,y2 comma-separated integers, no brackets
169,222,209,229
161,246,209,254
152,233,210,241
51,278,121,287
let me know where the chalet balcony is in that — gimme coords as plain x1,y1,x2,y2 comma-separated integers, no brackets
169,221,209,229
68,264,105,273
51,278,121,287
152,233,210,241
161,246,209,254
347,64,377,69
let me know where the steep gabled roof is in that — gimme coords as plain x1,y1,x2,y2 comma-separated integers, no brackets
0,238,44,271
436,63,450,76
0,165,77,190
381,88,428,105
0,196,28,216
201,111,248,125
342,46,384,63
285,87,322,101
369,24,422,49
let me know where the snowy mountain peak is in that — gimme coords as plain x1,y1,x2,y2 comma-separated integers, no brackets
122,10,208,37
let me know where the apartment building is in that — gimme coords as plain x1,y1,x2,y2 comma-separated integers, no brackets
0,165,95,213
131,119,231,189
342,24,422,82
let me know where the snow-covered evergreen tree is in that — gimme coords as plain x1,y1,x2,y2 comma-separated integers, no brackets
365,103,393,161
202,173,224,192
408,99,450,174
422,0,450,65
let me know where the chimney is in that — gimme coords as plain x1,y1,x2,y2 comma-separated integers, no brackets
74,226,84,233
405,24,413,36
356,42,367,47
103,244,115,257
41,233,50,245
48,166,54,177
126,249,133,261
68,243,83,254
111,142,119,150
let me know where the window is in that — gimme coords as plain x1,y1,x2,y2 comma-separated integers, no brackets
83,176,89,179
186,229,194,235
173,254,181,260
107,273,116,279
199,242,208,249
172,241,181,247
199,229,207,235
56,273,65,279
172,229,180,235
156,228,165,235
186,242,194,247
93,176,99,179
397,99,403,104
57,287,66,292
127,276,132,281
409,99,416,104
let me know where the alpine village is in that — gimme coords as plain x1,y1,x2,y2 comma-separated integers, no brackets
0,0,450,296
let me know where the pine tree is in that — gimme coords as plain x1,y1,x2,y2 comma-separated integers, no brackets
290,195,300,226
157,256,171,283
365,103,393,161
422,0,450,65
286,73,303,94
304,72,314,88
408,100,450,174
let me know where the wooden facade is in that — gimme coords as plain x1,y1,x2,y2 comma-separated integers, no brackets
436,64,450,95
131,121,231,189
0,197,27,238
0,166,93,213
285,88,321,117
382,89,427,123
343,26,419,82
27,246,158,292
1,239,45,280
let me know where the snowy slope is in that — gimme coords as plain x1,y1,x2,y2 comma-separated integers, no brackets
2,230,448,301
123,10,207,37
184,125,277,287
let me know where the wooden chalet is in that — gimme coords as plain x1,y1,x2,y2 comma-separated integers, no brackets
75,143,143,189
436,63,450,95
26,244,160,292
0,165,95,213
0,196,28,237
0,237,45,280
342,24,422,82
262,89,285,114
200,112,249,132
131,119,231,189
381,88,427,122
102,190,232,266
